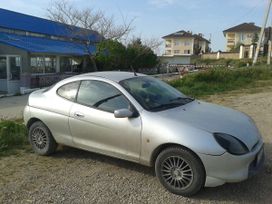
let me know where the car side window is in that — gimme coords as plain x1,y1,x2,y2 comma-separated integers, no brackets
77,80,130,113
57,81,80,101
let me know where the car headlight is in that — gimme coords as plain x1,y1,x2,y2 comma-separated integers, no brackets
214,133,249,155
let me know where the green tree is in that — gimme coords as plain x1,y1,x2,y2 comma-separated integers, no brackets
230,43,243,52
126,38,158,71
252,33,259,44
96,38,158,72
96,40,127,71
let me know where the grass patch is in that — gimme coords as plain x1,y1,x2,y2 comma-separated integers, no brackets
191,56,268,68
169,66,272,97
0,120,28,156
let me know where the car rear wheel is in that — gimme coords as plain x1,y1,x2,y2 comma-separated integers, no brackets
155,147,205,197
28,121,57,155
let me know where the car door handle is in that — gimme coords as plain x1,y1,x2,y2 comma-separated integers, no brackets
74,112,85,118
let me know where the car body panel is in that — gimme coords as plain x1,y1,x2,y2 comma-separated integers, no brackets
155,100,261,150
199,141,264,187
23,71,264,188
69,102,142,162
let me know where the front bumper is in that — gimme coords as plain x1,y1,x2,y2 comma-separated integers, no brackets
198,142,264,187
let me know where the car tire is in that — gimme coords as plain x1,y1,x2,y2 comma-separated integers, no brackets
155,146,205,197
28,121,57,156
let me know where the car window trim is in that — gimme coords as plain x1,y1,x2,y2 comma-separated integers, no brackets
74,79,139,116
56,81,81,102
119,76,191,112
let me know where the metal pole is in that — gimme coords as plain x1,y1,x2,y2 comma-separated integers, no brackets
268,40,271,65
268,19,272,65
253,0,272,65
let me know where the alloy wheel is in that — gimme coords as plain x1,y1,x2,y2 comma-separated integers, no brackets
161,156,193,189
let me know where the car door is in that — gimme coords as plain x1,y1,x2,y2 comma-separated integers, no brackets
69,80,142,162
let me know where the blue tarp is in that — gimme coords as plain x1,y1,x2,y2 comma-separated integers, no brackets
0,8,101,42
0,32,96,56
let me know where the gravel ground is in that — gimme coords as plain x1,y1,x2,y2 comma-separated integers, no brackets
0,90,272,204
0,94,29,120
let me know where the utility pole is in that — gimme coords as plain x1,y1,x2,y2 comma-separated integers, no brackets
253,0,272,65
268,40,272,65
268,19,272,65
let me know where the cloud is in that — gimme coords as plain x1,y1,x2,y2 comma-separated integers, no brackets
150,0,266,9
149,0,177,8
227,0,266,9
0,0,50,18
149,0,206,9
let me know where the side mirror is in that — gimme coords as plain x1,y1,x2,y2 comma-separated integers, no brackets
114,109,134,118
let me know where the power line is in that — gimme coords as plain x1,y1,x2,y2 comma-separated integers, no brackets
230,0,266,26
253,0,272,65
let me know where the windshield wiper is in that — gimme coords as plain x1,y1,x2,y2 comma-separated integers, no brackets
93,94,122,107
150,102,184,111
150,97,194,111
170,97,195,102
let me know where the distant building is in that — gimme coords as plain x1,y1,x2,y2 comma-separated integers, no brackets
161,30,210,66
223,22,272,59
223,23,261,52
0,9,102,94
162,30,210,56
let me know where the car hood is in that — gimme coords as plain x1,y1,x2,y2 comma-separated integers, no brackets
156,100,261,150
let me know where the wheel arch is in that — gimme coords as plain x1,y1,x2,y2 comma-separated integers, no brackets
150,143,206,173
26,117,43,129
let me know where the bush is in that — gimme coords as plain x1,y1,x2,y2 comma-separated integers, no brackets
0,121,27,152
192,57,265,68
169,66,272,97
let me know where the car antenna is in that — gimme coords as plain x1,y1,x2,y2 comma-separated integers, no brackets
130,65,137,76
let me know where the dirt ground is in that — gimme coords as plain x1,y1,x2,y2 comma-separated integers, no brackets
0,94,29,120
0,89,272,204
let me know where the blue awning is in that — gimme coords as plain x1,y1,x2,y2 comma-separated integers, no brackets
0,32,96,56
0,8,102,42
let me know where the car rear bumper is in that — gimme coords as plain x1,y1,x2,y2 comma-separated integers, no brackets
198,141,264,187
23,105,31,126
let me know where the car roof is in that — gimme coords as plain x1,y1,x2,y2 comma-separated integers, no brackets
75,71,146,82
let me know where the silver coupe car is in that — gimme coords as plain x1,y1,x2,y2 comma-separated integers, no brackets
24,71,264,196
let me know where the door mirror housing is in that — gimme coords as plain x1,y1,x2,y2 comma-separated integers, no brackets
114,109,134,118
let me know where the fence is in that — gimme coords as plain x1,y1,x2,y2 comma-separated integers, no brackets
201,52,239,60
30,73,77,88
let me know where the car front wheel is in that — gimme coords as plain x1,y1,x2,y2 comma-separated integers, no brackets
28,121,57,155
155,146,205,197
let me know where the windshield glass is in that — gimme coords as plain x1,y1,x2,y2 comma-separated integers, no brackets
119,76,194,111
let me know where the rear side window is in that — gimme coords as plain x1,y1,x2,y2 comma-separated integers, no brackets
57,81,80,101
77,80,130,113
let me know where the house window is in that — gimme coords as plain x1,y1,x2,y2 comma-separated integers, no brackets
184,50,191,54
174,50,180,54
247,34,253,38
240,33,245,41
165,50,172,55
60,57,81,73
174,40,180,46
0,57,7,79
28,32,47,38
30,56,56,74
184,41,191,46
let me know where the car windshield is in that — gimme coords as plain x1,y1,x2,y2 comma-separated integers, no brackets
119,76,194,111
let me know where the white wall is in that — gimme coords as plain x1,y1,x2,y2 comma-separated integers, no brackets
160,56,191,65
7,80,20,94
0,79,7,92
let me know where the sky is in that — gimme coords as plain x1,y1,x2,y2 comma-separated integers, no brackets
0,0,271,54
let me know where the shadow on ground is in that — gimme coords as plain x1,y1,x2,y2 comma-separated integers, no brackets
53,145,155,177
45,142,272,203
